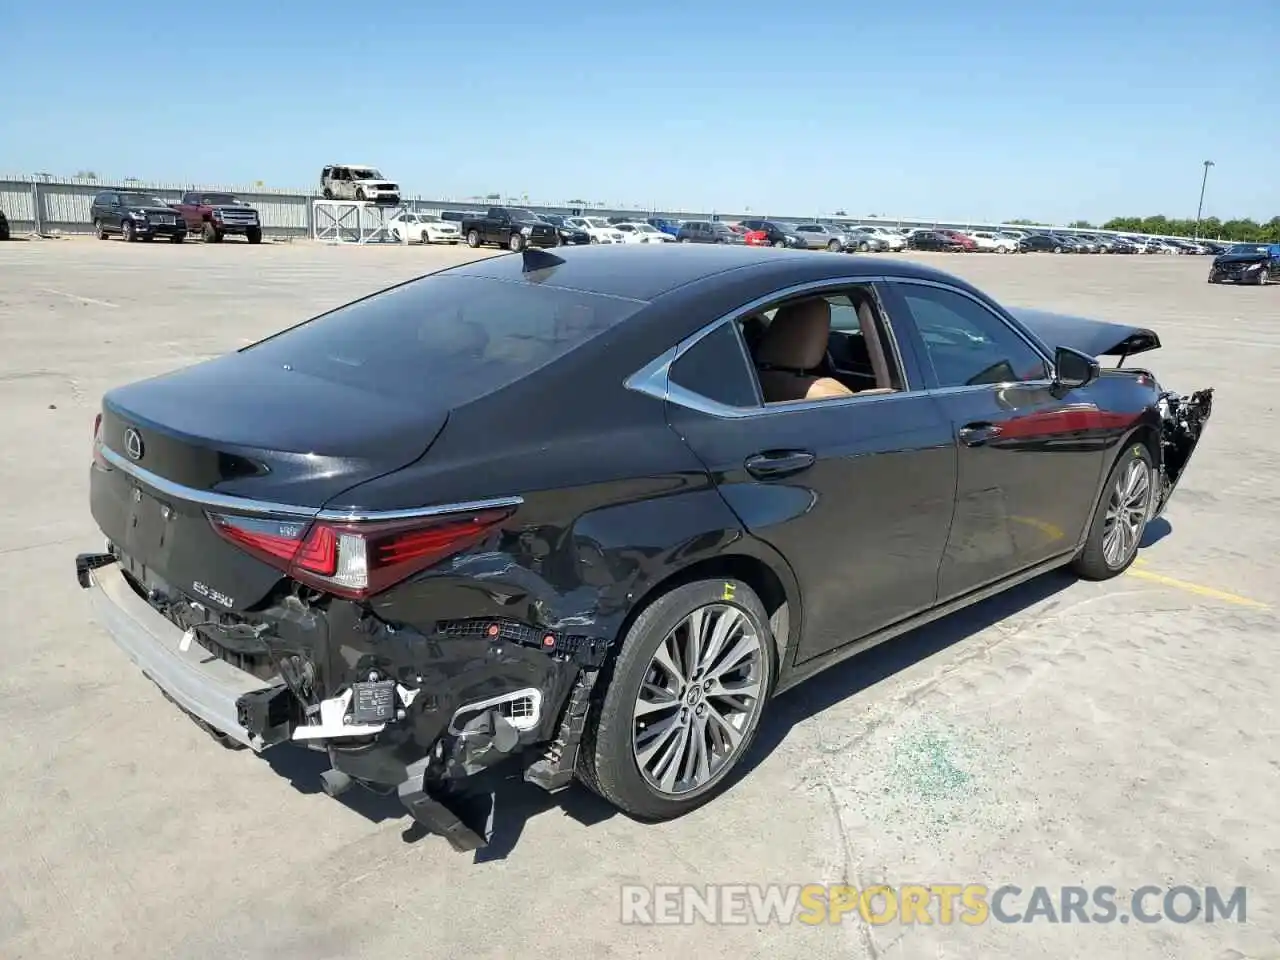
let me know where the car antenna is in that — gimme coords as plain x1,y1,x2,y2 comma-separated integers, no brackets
521,248,566,273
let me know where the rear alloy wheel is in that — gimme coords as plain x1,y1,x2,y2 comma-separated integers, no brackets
579,579,774,820
121,220,136,242
466,229,481,248
1072,443,1154,580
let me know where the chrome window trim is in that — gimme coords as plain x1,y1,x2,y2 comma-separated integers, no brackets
97,445,523,522
624,275,921,420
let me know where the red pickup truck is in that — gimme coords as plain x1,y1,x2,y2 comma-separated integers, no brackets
174,191,263,244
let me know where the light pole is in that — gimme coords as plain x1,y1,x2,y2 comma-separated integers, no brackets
1194,160,1214,238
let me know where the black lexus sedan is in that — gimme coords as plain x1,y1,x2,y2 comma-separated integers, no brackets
1207,242,1279,284
906,230,965,251
77,245,1212,852
538,213,592,245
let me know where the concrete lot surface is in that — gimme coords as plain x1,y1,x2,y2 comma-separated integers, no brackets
0,238,1277,959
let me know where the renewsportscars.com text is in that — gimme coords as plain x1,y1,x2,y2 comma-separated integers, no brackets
620,883,1247,926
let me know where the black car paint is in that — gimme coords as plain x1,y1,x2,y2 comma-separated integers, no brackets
1208,245,1280,284
460,206,559,249
90,191,188,240
80,246,1211,848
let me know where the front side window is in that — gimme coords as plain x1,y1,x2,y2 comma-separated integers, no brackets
896,283,1050,388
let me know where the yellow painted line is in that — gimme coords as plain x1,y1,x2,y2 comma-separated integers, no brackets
1124,567,1269,609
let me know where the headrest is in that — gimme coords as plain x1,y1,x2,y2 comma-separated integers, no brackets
755,299,831,371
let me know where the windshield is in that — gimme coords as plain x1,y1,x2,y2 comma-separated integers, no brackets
507,209,539,220
585,218,610,228
775,222,800,232
1228,244,1268,254
242,275,644,406
352,168,383,180
421,214,442,223
200,193,240,205
636,224,659,233
121,194,167,207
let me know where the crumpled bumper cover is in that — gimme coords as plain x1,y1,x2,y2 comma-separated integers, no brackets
76,554,611,851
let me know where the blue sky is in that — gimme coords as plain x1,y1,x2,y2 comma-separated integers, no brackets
5,0,1278,222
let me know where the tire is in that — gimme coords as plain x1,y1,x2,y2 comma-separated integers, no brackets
421,231,431,244
589,235,599,244
508,233,525,252
94,219,108,240
772,239,786,247
121,220,136,242
202,221,222,243
1259,271,1269,286
322,188,333,200
466,229,481,248
1071,442,1154,580
578,578,775,821
246,228,262,245
169,232,185,243
680,238,691,243
828,239,841,252
858,241,870,252
355,188,367,201
1053,245,1063,254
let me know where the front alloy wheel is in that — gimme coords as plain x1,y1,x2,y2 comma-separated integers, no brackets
1102,457,1151,568
1073,444,1153,579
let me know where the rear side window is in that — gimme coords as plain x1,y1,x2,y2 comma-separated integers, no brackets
669,322,759,408
242,275,644,406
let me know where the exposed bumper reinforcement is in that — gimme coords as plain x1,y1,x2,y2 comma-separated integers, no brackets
78,557,273,751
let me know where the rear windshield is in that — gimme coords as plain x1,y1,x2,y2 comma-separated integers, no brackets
241,274,644,405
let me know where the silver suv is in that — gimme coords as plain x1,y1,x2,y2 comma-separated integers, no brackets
320,164,401,205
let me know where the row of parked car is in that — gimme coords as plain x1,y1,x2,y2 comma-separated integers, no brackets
396,208,1237,258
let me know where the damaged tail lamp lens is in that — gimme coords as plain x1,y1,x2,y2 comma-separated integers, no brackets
208,508,513,600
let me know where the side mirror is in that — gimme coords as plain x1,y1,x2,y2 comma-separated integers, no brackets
1053,345,1099,390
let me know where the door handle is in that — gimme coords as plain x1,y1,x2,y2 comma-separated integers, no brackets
744,450,816,479
958,422,1001,447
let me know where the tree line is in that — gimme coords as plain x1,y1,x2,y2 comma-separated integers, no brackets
1075,215,1280,242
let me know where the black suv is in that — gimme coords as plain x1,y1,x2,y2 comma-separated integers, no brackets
737,218,806,248
91,191,187,242
0,208,9,241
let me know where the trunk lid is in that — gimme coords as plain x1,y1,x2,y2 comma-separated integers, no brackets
92,351,447,611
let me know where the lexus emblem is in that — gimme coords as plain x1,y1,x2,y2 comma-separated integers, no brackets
123,427,144,461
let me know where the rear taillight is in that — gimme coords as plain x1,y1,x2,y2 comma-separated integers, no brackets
208,507,513,600
92,413,108,468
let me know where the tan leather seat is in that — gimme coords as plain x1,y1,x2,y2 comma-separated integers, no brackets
754,299,854,403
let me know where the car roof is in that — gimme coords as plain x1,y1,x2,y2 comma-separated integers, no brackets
438,243,960,301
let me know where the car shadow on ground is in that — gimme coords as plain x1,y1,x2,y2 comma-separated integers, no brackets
263,563,1103,861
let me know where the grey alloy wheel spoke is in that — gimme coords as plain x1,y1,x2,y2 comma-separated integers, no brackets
632,603,764,797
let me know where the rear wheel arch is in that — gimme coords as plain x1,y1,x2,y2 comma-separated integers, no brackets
608,550,799,677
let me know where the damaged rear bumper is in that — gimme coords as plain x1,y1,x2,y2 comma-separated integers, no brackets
76,554,610,850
